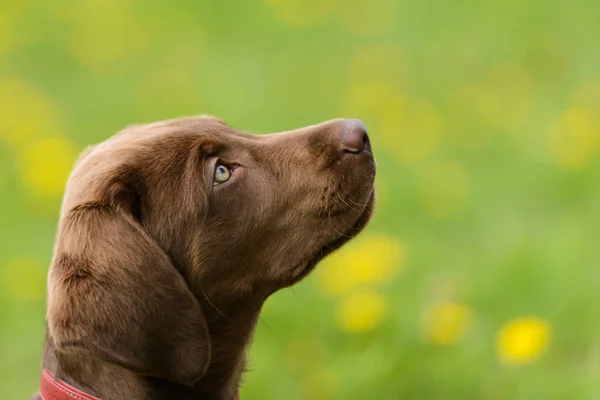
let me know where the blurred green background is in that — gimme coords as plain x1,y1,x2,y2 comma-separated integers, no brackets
1,0,600,399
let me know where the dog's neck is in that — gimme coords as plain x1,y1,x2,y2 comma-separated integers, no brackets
43,292,267,400
192,292,267,399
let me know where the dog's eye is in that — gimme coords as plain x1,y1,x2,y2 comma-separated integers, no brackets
213,164,231,184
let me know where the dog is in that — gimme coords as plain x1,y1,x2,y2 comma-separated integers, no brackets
32,115,376,400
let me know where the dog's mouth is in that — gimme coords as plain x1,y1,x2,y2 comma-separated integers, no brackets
287,189,376,285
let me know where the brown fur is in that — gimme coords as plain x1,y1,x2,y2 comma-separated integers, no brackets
33,116,376,400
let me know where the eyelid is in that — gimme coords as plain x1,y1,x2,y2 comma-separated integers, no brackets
215,159,239,171
211,159,239,187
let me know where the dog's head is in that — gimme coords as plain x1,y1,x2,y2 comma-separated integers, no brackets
47,116,375,387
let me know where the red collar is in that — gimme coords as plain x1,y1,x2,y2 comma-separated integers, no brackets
40,370,100,400
41,369,240,399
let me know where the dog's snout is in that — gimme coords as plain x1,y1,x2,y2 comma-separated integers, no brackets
340,119,370,155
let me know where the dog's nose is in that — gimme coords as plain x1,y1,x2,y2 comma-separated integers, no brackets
340,119,371,155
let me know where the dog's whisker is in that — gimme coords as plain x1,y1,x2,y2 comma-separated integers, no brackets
346,196,373,208
331,192,363,217
330,194,344,211
328,209,353,238
327,210,345,237
336,193,362,212
198,279,230,321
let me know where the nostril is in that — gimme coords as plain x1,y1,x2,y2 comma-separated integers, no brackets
341,119,369,155
361,130,370,150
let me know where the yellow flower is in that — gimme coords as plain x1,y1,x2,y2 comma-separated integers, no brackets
421,302,473,345
1,257,47,302
337,291,387,333
418,161,469,219
548,108,600,171
496,317,551,365
17,136,78,197
0,79,63,147
316,234,405,296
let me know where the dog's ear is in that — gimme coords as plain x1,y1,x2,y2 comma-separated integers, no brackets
46,175,210,385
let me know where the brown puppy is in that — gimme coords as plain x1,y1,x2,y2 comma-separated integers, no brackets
33,116,376,400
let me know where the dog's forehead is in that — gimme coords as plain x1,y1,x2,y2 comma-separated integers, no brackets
109,116,242,148
198,115,229,126
154,115,255,139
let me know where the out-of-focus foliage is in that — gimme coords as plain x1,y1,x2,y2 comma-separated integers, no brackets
1,0,599,399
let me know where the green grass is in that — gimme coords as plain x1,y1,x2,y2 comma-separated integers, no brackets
1,1,600,399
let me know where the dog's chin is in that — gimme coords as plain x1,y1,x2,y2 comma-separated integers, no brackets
285,189,376,287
